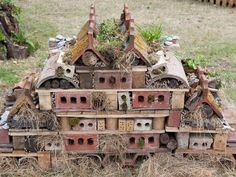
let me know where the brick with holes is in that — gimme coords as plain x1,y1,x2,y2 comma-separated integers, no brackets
94,71,132,89
72,119,96,131
45,142,62,151
126,119,134,132
118,119,127,132
118,92,131,111
55,91,92,110
132,91,170,109
134,119,152,131
126,133,159,150
97,119,105,131
189,133,213,150
64,134,98,151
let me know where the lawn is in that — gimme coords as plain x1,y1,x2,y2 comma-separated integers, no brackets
0,0,236,176
0,1,235,103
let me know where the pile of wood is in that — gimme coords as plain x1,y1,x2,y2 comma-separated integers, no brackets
0,0,29,59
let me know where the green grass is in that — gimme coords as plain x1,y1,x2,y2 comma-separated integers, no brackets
0,67,19,85
138,25,162,43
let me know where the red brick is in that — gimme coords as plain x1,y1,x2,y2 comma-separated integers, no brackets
72,119,96,131
132,91,170,109
0,129,10,144
64,134,98,151
55,92,92,110
167,110,182,127
126,133,159,150
94,71,132,89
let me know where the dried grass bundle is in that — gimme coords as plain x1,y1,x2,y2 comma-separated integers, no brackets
92,92,111,111
99,134,127,156
17,105,39,129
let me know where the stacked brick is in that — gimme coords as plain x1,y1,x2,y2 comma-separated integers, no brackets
0,4,233,169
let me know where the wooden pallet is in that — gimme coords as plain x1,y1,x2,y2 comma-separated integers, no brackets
0,151,51,170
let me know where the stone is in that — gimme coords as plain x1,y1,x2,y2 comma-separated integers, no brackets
189,133,213,150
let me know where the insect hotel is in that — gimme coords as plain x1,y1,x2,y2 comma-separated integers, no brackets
0,4,235,169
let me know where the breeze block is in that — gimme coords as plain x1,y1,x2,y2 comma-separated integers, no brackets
132,91,170,109
72,119,96,131
189,133,213,150
134,118,152,131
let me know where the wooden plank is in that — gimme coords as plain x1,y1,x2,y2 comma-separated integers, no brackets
9,131,58,136
38,92,52,110
165,126,230,133
70,35,89,64
0,150,38,157
171,91,185,109
36,88,189,93
56,110,169,118
60,129,165,135
177,147,236,155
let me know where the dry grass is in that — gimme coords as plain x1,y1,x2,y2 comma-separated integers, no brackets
0,153,236,177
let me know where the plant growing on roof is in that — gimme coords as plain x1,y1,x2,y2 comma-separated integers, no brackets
138,25,162,43
96,19,123,53
183,55,208,70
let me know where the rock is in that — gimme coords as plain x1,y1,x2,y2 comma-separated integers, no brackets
56,34,64,41
0,111,9,125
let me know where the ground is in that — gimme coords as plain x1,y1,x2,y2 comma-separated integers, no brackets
0,0,235,176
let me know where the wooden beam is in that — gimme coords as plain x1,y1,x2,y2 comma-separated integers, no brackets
56,110,169,118
36,88,189,93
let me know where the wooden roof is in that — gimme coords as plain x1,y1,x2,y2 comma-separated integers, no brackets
124,19,151,67
64,5,108,66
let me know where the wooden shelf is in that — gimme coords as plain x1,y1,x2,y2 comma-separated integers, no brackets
56,110,169,118
165,126,231,134
176,148,236,155
61,130,165,135
0,150,48,157
36,88,189,93
9,129,58,136
9,129,165,136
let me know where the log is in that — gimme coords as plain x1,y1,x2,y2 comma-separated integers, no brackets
167,137,177,150
51,79,60,89
82,51,98,66
0,22,28,59
44,81,51,89
160,133,170,145
60,79,70,89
